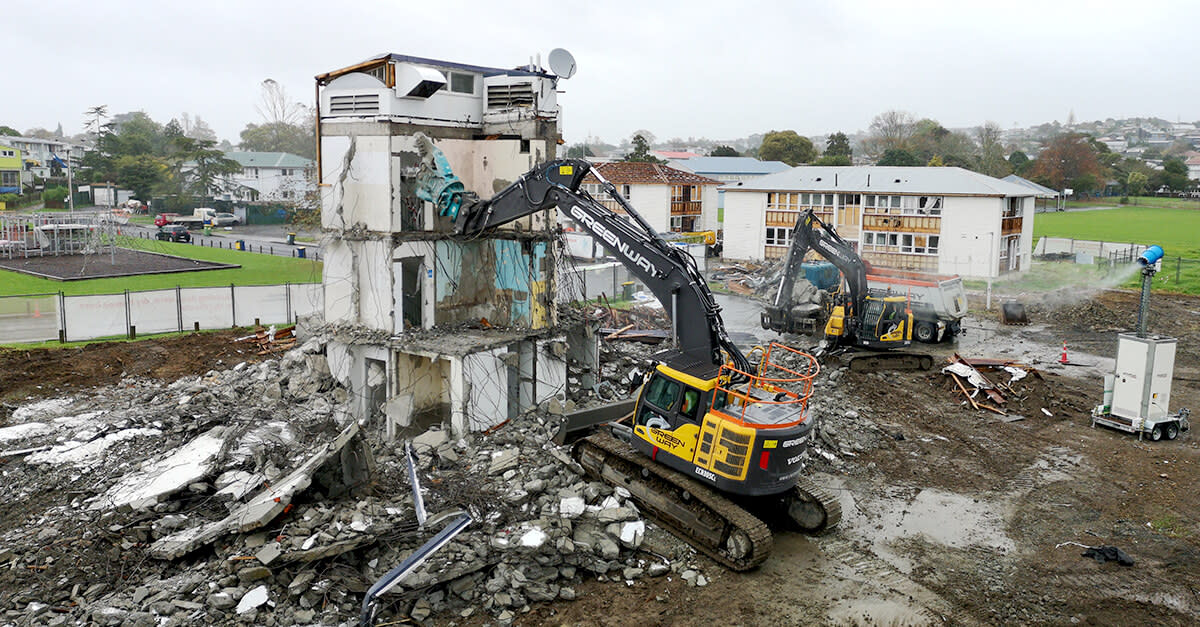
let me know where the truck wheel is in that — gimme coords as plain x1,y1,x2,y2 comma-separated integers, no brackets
1166,422,1179,440
1150,425,1163,441
915,322,935,343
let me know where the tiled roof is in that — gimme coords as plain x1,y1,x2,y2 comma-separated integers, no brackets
651,150,702,159
582,162,720,186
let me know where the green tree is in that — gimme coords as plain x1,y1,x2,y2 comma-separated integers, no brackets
1126,171,1148,198
0,125,20,136
824,132,852,158
115,155,167,201
566,144,595,158
1008,150,1031,176
758,130,815,166
109,112,165,157
864,110,916,157
623,134,663,163
975,121,1011,178
709,145,739,157
239,122,315,159
927,155,946,167
1153,157,1191,191
169,137,242,200
813,154,851,166
877,148,922,166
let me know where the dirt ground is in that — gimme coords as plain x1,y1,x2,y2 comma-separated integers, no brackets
530,289,1200,626
2,290,1198,625
0,330,267,409
0,248,235,281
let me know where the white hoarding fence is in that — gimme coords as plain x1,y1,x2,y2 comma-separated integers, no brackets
1,283,323,345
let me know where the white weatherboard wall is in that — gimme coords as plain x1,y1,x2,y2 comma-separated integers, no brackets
700,186,720,232
629,185,671,233
357,239,393,331
938,196,1001,278
722,191,767,261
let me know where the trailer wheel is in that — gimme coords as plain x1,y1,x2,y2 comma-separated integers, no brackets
914,322,936,343
1166,422,1179,440
1150,425,1164,441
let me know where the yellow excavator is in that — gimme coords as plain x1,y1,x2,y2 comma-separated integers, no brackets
415,136,840,570
762,210,934,371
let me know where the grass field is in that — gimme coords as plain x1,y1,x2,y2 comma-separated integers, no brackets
1062,196,1200,211
0,237,323,297
1032,205,1200,294
1034,206,1200,259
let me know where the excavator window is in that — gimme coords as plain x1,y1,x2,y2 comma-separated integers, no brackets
643,375,680,411
680,388,701,420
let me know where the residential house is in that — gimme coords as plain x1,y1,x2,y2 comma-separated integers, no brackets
578,162,720,234
214,152,314,203
0,136,83,182
0,144,22,193
1185,152,1200,183
722,166,1037,279
316,52,580,437
668,156,791,220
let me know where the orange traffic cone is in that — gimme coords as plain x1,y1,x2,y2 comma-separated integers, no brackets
32,304,40,318
1060,340,1069,364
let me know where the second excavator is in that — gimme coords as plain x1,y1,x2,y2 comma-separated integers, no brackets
414,135,840,570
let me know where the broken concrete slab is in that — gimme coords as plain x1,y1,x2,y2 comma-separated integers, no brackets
28,428,163,468
412,427,448,451
255,542,283,566
235,585,269,614
214,470,266,502
147,422,360,560
91,428,225,511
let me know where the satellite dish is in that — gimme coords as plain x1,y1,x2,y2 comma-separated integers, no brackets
548,48,576,79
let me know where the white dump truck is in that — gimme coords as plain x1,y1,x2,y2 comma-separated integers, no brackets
865,268,969,343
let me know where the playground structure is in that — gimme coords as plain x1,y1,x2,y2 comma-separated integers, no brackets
0,211,130,260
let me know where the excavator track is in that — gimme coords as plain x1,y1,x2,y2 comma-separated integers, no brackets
574,431,773,571
846,351,933,372
782,475,843,533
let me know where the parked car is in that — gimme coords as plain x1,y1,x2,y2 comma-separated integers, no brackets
156,224,192,243
212,212,241,226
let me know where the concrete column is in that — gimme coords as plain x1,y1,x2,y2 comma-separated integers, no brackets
449,356,466,438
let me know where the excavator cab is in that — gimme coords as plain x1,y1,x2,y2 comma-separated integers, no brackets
859,296,912,347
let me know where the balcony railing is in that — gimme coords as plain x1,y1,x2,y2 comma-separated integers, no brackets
670,200,702,216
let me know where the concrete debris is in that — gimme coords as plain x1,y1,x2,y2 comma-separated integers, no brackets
0,331,709,626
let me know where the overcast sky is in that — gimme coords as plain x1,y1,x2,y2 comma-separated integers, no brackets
9,0,1200,146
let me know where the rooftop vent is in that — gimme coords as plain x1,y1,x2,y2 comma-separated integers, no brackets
396,64,446,99
329,93,380,114
487,81,535,110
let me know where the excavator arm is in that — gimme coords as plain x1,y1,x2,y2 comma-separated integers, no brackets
763,209,869,338
414,135,748,373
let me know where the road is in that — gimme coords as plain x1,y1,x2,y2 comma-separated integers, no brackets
123,224,322,259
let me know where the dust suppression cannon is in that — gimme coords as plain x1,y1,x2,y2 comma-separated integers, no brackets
1090,243,1190,441
1136,244,1164,337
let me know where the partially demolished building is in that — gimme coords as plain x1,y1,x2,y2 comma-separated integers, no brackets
315,54,581,437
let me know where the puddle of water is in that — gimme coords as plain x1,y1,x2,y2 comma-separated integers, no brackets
849,487,1015,572
827,597,934,627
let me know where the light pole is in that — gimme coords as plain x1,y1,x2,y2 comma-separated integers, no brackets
66,147,74,213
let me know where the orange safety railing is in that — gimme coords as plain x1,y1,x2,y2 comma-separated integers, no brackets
710,342,820,429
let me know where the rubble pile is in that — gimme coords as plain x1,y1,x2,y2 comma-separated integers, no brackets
0,335,705,626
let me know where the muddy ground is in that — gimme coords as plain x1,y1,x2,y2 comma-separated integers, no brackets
2,290,1199,625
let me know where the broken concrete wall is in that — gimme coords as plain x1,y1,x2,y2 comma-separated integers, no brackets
464,347,509,432
321,130,393,232
433,239,555,329
390,135,553,234
322,238,394,330
322,239,356,324
536,339,568,406
391,351,451,431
